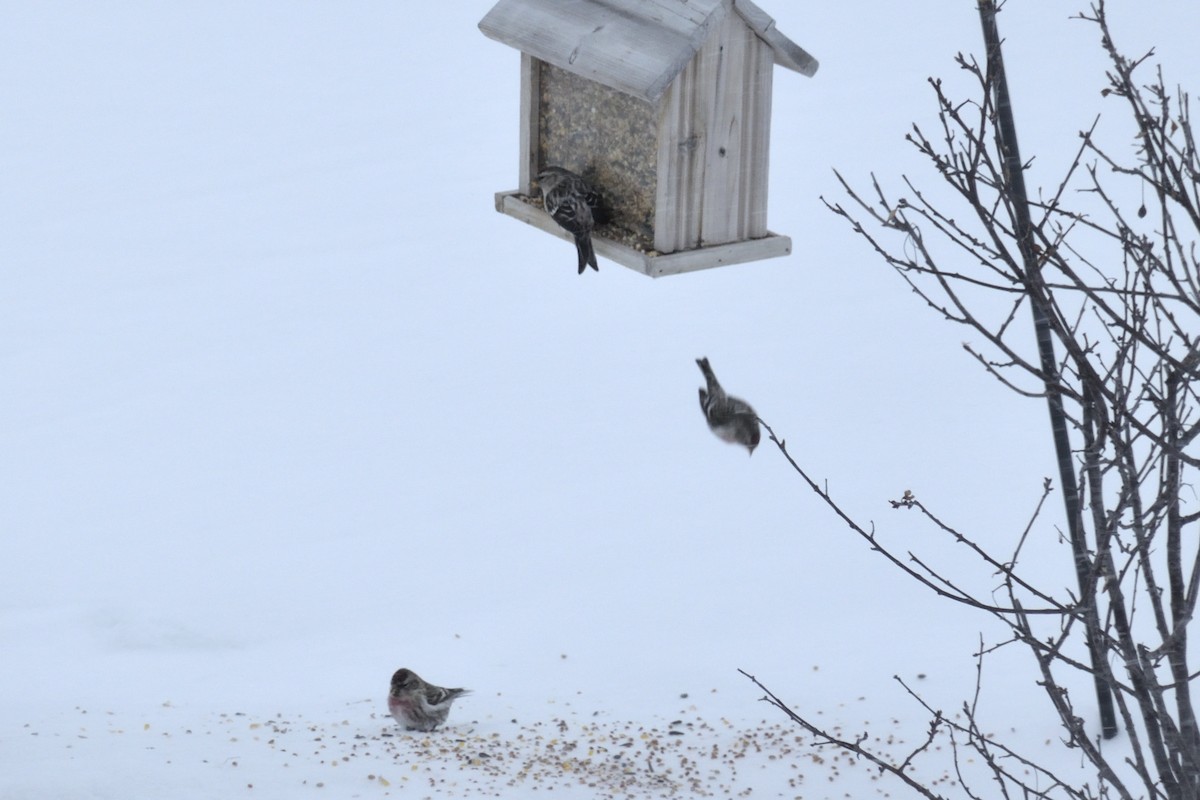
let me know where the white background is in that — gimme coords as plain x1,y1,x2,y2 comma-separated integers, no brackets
3,2,1197,797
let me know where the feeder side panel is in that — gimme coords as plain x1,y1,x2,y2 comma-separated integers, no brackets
518,52,542,194
741,22,774,239
696,13,774,246
654,52,706,254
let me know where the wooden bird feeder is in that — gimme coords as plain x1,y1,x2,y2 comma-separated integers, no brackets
478,0,818,278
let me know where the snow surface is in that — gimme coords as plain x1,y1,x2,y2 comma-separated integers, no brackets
3,2,1198,798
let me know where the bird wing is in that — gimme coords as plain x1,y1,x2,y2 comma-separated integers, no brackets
425,685,468,707
548,193,593,236
724,395,757,417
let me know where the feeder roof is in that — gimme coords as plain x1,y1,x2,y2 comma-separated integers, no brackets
478,0,818,104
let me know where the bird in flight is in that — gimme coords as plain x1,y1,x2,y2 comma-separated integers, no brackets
696,357,761,455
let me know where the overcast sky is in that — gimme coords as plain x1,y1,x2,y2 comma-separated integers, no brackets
3,2,1198,796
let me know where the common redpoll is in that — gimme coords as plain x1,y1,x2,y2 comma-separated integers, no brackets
387,668,469,732
696,357,761,455
538,166,610,222
537,166,604,274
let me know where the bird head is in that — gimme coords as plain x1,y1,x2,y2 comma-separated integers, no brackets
745,418,762,455
536,168,565,195
391,668,418,691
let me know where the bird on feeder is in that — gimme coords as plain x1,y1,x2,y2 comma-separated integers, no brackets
537,166,607,274
696,357,761,455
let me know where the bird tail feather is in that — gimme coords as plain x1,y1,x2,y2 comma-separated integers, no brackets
576,235,598,274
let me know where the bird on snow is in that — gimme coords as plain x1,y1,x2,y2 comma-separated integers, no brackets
696,357,761,455
537,166,607,274
387,668,469,732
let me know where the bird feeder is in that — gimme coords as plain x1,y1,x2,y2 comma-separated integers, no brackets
478,0,818,278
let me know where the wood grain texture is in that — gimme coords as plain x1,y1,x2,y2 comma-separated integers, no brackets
654,12,773,252
697,12,749,246
518,52,541,194
734,0,819,75
482,0,813,268
654,51,702,253
494,191,790,277
644,230,790,276
741,25,774,239
480,0,724,103
480,0,816,100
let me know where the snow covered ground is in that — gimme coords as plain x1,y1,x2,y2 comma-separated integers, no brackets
3,2,1197,798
